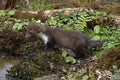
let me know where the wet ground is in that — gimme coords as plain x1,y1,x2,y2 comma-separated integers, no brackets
0,57,19,80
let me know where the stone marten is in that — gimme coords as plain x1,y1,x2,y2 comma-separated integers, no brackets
25,22,110,59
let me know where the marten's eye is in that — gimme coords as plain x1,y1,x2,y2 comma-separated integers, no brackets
29,31,33,34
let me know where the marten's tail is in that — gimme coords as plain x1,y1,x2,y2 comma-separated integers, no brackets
90,40,114,50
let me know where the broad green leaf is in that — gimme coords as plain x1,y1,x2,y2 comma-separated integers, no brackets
94,25,100,33
13,23,23,30
82,75,89,80
0,10,6,17
92,35,100,40
66,56,76,64
113,65,118,70
62,51,67,58
68,74,76,80
8,10,15,16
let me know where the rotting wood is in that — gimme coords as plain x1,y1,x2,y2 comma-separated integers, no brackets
13,7,120,25
14,7,89,20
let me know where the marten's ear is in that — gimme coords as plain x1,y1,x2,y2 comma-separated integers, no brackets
35,23,41,32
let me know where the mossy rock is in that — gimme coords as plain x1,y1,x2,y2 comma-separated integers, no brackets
0,30,26,57
97,45,120,72
7,40,66,80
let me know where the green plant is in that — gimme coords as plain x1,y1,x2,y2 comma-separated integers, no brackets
67,69,83,80
110,72,120,80
67,69,95,80
0,10,15,19
89,9,107,17
82,75,89,80
45,9,113,31
112,65,119,73
86,24,120,49
110,65,120,80
46,11,90,31
45,10,120,56
2,8,120,80
7,45,66,80
62,51,76,64
13,22,28,31
0,10,6,17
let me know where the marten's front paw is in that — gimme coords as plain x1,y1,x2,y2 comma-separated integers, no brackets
43,45,48,52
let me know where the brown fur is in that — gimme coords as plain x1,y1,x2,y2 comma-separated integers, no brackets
25,22,91,58
25,23,114,58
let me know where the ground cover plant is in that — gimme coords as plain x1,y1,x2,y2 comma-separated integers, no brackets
44,9,120,80
0,8,120,80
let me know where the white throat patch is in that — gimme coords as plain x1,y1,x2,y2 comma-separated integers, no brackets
37,32,48,45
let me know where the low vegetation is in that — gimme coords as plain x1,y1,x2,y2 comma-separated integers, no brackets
0,7,120,80
15,0,120,15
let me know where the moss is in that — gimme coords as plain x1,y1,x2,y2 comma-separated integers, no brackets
0,30,26,57
97,45,120,72
7,40,66,80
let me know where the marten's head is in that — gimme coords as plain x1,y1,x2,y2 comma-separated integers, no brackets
25,23,42,38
